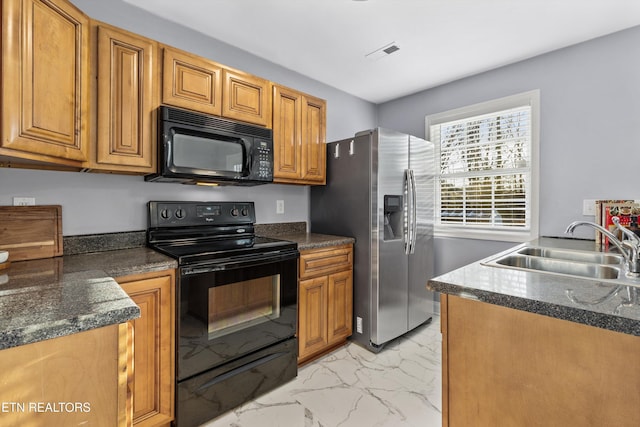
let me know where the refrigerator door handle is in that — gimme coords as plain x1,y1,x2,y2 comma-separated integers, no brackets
409,169,418,254
404,169,411,255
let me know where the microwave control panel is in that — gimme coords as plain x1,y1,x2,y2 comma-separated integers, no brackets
254,140,273,180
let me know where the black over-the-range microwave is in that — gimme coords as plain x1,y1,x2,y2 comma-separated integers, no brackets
145,106,274,186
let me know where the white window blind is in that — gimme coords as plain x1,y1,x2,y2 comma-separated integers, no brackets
427,91,539,242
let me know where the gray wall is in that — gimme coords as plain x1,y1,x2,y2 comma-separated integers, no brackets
0,0,377,236
378,25,640,275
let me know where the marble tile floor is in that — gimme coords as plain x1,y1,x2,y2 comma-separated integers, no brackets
202,316,442,427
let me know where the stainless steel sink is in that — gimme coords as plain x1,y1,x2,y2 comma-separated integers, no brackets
516,247,623,265
481,245,630,283
494,255,621,280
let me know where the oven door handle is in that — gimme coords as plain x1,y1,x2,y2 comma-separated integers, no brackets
182,250,298,275
196,351,288,391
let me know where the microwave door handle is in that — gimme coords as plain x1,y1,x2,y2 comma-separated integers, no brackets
244,141,252,176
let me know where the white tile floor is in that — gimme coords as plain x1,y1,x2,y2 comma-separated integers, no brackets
202,317,442,427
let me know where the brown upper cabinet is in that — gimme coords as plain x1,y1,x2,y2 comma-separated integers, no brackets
162,46,222,117
162,46,271,128
87,21,158,174
222,68,271,127
272,85,326,185
1,0,325,182
1,0,90,167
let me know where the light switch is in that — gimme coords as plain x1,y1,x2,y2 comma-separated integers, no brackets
582,199,596,216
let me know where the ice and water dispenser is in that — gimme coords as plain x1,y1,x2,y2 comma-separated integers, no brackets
383,195,403,240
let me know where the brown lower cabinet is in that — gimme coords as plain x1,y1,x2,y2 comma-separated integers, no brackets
117,269,175,427
441,294,640,427
0,323,133,425
297,244,353,364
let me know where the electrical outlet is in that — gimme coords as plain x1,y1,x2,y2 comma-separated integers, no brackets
13,197,35,206
276,200,284,214
582,199,596,216
356,316,363,334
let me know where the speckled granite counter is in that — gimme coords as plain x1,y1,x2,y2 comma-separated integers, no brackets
0,267,139,350
62,246,177,277
0,221,348,351
256,221,355,250
428,237,640,336
271,232,355,250
0,243,176,350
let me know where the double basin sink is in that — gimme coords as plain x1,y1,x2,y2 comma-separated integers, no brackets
482,244,633,284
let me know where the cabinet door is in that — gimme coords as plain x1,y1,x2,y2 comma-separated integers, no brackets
298,276,329,361
442,294,640,427
272,85,302,181
301,95,326,184
222,68,271,127
118,270,175,427
272,85,326,185
162,46,222,116
91,23,157,173
0,324,131,425
1,0,89,165
327,269,353,345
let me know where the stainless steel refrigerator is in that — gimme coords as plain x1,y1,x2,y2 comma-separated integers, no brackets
310,128,435,352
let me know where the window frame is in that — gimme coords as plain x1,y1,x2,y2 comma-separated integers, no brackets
425,90,540,242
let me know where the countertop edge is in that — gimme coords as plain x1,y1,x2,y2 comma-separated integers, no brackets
429,279,640,336
0,305,141,351
0,273,141,351
428,237,640,337
259,231,355,250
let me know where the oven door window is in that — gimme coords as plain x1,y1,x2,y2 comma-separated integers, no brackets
207,274,280,339
178,256,297,380
171,128,248,175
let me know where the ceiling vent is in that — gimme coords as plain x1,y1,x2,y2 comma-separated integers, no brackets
365,42,400,61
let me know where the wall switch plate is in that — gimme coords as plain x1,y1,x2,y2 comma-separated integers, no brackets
276,200,284,214
13,197,35,206
356,316,363,334
582,199,596,216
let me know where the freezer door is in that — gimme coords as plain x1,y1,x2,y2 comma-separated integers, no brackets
408,135,436,329
372,128,410,345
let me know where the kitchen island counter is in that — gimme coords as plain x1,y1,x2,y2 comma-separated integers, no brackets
431,236,640,427
428,236,640,336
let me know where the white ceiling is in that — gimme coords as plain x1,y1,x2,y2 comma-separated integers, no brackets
124,0,640,104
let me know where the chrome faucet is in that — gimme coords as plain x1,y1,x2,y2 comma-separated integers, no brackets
611,216,640,244
565,221,640,276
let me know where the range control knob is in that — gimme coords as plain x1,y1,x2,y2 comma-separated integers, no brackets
241,208,249,216
175,208,185,219
160,209,171,220
230,208,239,217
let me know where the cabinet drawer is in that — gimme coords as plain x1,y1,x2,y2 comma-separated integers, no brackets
300,244,352,279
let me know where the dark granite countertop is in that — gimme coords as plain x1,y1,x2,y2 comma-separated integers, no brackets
63,246,178,277
0,264,140,350
271,232,355,251
428,237,640,336
0,221,350,351
0,245,176,350
255,221,355,250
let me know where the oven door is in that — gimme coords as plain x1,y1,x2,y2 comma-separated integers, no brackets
177,249,298,381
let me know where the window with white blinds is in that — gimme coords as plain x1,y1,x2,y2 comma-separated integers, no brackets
426,91,539,242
